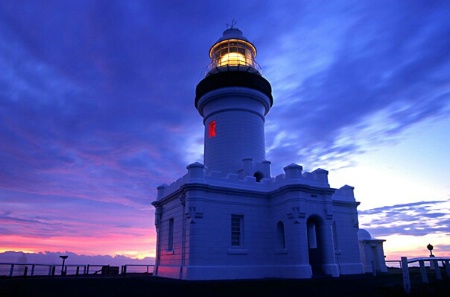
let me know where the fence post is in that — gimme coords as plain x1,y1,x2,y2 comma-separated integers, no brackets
9,264,14,277
87,264,90,275
31,264,35,276
419,260,428,283
23,266,28,277
433,259,442,280
51,266,56,277
445,260,450,277
401,257,410,294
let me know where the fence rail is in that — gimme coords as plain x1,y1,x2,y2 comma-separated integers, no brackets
0,263,154,277
385,260,401,268
400,257,450,294
121,264,154,275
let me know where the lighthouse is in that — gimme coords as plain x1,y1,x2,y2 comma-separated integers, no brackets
152,27,383,280
195,27,272,176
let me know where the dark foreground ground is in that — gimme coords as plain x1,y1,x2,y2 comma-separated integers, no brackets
1,269,449,297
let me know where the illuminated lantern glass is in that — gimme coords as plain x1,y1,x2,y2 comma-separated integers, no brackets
220,52,246,67
208,28,258,71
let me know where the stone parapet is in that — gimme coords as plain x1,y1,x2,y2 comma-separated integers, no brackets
156,162,336,201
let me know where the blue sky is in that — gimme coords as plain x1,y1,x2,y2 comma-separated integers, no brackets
1,0,449,261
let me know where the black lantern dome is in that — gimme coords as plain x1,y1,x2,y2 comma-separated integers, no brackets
196,27,272,106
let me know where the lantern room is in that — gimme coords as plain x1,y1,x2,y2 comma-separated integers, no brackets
207,27,261,75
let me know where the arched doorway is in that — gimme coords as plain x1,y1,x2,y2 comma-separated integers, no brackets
307,216,324,276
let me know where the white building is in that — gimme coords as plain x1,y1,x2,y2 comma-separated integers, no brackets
358,229,388,274
152,27,381,280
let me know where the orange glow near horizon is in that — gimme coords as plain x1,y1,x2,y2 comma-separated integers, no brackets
2,231,449,262
382,233,450,261
0,233,156,259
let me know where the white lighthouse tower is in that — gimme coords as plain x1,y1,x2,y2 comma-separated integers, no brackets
152,27,381,280
196,27,272,176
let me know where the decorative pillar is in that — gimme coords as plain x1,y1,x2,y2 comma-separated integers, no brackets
321,220,339,277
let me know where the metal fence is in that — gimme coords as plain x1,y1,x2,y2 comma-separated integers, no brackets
400,257,450,294
0,263,154,277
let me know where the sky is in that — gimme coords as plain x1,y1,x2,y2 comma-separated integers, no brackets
1,0,450,264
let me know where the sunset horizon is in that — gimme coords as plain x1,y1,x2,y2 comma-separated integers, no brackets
1,0,449,268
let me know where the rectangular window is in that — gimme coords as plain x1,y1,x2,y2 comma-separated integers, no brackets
168,218,174,251
231,215,243,246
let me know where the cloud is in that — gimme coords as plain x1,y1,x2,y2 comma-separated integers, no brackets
0,187,153,253
0,1,221,197
359,199,450,238
0,0,449,258
262,1,450,172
